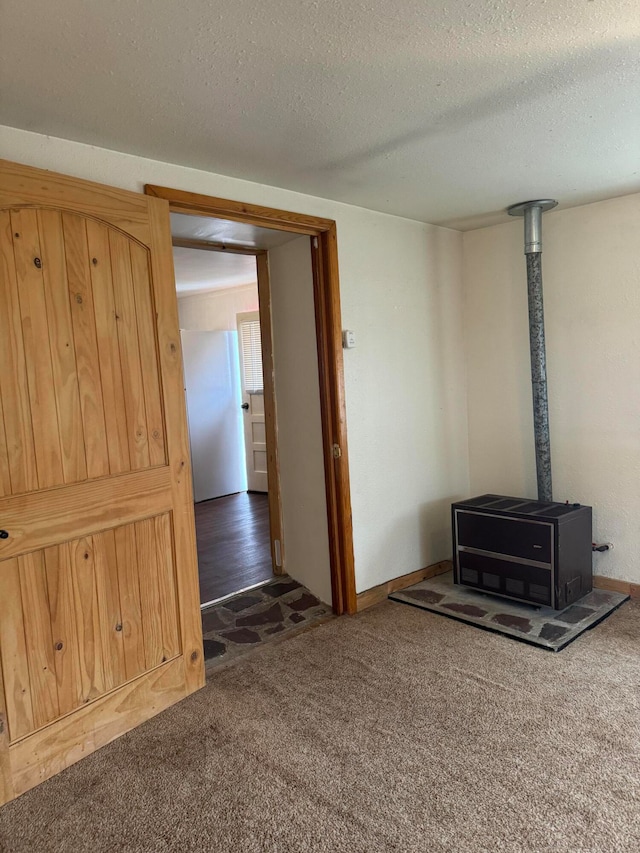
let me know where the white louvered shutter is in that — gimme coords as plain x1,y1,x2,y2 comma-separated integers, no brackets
238,315,264,393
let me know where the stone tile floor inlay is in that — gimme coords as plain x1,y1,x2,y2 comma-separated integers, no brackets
389,571,629,651
202,576,332,668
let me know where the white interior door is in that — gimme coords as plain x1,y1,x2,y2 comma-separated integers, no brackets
237,312,268,493
181,330,247,502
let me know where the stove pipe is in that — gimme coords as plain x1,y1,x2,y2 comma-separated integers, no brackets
507,199,558,503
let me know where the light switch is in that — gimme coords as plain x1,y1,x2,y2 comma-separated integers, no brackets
342,330,356,349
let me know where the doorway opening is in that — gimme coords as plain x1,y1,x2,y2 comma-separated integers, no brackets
172,220,289,608
147,184,357,616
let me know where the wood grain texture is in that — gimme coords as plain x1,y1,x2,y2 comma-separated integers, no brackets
136,518,164,668
147,198,204,694
44,543,83,716
39,210,87,484
130,242,166,466
195,494,272,604
86,219,131,475
0,160,204,803
0,211,37,494
114,524,146,682
154,514,181,660
63,213,110,480
324,226,356,614
146,185,333,235
256,253,284,575
0,387,11,497
0,643,15,803
0,559,34,740
109,231,150,470
92,529,126,692
18,551,60,728
0,515,185,750
70,537,106,704
312,228,357,614
0,467,172,561
12,208,64,489
310,235,342,613
9,657,187,798
356,560,452,612
593,574,640,598
0,159,151,244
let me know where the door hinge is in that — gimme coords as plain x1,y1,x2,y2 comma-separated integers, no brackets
274,539,282,567
332,443,342,459
312,237,318,249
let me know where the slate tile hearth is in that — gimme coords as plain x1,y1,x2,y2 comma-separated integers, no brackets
390,570,629,651
202,576,332,668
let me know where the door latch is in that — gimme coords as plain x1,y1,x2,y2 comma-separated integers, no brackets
332,444,342,459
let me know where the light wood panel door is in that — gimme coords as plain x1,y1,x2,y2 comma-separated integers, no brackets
0,160,204,804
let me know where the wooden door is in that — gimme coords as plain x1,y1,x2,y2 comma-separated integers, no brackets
0,160,204,804
237,311,268,493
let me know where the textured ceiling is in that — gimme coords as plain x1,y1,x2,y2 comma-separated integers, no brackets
171,213,297,295
2,0,639,228
171,214,298,250
173,248,256,296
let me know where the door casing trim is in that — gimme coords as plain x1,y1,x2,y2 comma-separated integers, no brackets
146,185,357,615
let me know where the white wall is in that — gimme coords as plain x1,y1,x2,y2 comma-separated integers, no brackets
178,284,259,332
1,125,470,596
269,237,332,603
344,222,469,588
463,193,640,585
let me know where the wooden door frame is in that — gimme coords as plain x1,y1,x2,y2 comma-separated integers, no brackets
147,185,357,615
254,253,285,577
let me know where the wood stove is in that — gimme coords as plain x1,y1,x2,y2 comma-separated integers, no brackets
452,204,596,610
452,494,592,610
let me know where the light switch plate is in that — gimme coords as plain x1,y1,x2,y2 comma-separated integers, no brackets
342,330,356,349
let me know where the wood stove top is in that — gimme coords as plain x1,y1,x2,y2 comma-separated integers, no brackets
457,494,591,521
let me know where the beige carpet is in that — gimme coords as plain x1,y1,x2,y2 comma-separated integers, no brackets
1,599,639,852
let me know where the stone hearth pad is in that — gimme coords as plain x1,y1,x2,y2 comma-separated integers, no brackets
390,571,628,651
202,576,332,668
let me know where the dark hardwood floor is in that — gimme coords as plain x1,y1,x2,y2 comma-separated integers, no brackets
194,492,273,605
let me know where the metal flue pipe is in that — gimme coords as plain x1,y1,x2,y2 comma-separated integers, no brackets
507,199,558,503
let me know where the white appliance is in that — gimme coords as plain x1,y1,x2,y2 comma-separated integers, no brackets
181,330,247,502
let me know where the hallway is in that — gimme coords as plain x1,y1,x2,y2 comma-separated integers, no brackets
195,492,273,605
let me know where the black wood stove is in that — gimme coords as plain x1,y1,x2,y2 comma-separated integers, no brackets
452,495,592,610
